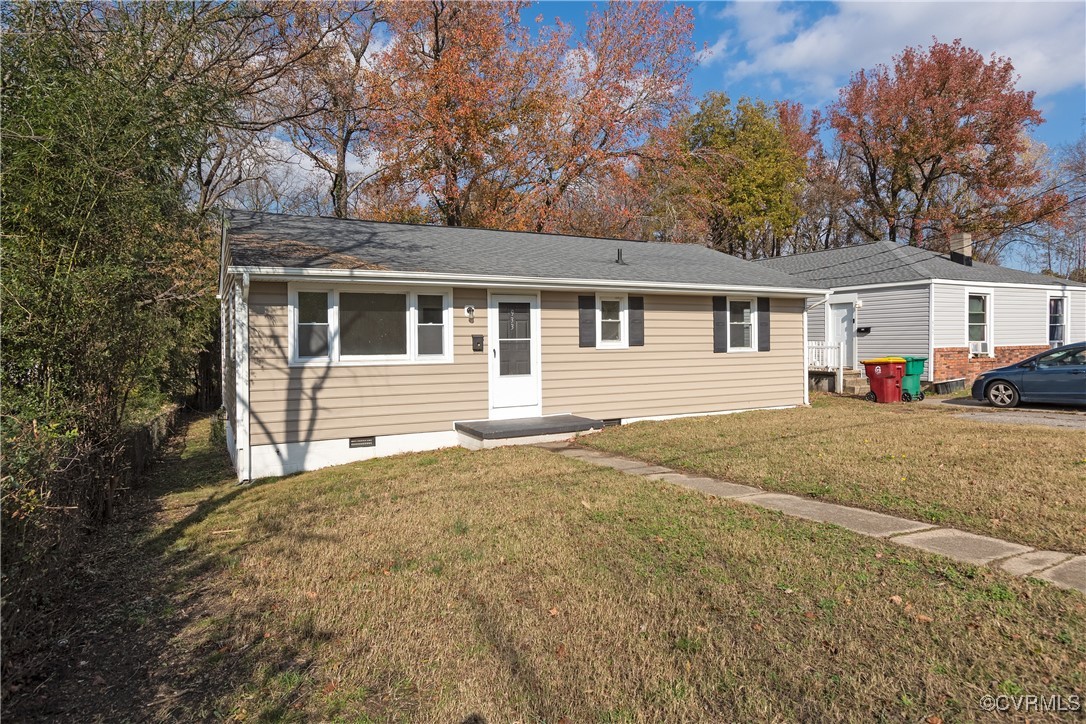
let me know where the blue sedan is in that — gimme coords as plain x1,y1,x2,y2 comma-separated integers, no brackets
971,342,1086,408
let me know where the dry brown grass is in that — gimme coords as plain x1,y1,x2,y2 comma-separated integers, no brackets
581,395,1086,553
55,416,1078,722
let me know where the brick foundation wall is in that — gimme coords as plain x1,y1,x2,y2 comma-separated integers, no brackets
933,345,1049,385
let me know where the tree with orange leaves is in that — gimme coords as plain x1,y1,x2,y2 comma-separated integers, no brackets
830,38,1066,251
371,0,693,232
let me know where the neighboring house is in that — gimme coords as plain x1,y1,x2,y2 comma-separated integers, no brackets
759,235,1086,386
220,211,824,480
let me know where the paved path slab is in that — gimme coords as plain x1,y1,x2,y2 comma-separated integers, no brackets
646,472,762,499
1033,556,1086,592
892,528,1032,565
743,493,936,538
997,550,1074,576
542,444,1084,594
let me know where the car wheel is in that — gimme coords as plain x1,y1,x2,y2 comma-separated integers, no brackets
986,381,1019,408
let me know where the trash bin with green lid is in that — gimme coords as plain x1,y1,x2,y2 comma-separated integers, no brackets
899,355,927,402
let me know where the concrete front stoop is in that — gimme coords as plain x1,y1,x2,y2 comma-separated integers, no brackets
537,442,1085,594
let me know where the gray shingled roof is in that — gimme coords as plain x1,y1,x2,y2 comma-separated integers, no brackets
758,240,1085,288
226,211,822,291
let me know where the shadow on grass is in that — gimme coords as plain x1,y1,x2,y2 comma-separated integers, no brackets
2,412,312,722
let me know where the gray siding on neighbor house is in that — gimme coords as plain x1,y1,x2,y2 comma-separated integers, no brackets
993,286,1048,347
807,298,826,343
1068,289,1086,343
852,284,932,379
932,283,967,347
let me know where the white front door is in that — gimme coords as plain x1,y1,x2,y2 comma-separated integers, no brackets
488,293,541,419
829,302,856,369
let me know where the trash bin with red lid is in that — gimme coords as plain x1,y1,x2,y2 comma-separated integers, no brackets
861,357,906,403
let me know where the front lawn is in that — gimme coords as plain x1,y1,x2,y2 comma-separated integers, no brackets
11,415,1084,722
581,395,1086,553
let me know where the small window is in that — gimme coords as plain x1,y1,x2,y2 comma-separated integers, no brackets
297,291,330,358
729,299,754,350
417,294,445,356
968,294,988,355
340,292,407,356
1049,297,1066,347
596,295,628,348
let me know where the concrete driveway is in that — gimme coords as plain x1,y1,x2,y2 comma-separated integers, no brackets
922,396,1086,431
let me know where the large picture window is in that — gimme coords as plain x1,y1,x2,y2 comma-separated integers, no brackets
341,292,407,356
290,287,451,364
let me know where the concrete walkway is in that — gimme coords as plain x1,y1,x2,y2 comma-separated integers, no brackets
542,443,1086,594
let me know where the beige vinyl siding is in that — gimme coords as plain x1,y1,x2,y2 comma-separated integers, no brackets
540,292,804,419
247,282,488,446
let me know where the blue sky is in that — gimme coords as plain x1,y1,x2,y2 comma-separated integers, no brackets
536,1,1086,151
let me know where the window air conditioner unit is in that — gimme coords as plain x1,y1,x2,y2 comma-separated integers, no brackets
969,341,988,355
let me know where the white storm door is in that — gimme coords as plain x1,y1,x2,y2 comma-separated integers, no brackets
829,302,856,369
488,294,541,419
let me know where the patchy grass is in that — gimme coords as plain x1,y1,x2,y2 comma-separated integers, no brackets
581,395,1086,553
13,415,1084,722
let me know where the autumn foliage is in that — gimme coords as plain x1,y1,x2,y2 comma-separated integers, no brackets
829,39,1065,254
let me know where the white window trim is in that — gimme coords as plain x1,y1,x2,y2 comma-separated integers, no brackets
727,296,758,353
1047,293,1068,348
595,293,629,349
966,290,994,358
288,283,454,367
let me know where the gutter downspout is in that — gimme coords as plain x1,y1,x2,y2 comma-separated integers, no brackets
235,272,251,482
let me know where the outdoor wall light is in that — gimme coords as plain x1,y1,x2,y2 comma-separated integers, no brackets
464,305,476,322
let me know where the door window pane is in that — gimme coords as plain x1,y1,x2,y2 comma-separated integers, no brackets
729,300,753,349
498,302,531,375
417,294,444,356
341,292,407,355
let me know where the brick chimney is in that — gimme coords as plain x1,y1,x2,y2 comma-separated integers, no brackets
949,232,973,266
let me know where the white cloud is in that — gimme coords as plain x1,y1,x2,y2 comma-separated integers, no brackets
695,34,729,65
721,2,1086,103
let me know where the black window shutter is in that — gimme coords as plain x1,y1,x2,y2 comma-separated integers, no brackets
578,295,596,348
712,296,728,353
629,296,644,346
757,297,771,351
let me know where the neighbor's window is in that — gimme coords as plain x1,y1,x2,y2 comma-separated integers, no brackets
297,291,330,358
340,292,407,356
1049,297,1066,347
968,294,989,355
416,294,445,356
729,299,754,350
596,295,627,347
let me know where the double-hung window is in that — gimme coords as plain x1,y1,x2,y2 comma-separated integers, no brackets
596,295,628,348
1049,297,1066,347
292,287,451,364
967,294,990,356
728,299,755,351
297,291,331,358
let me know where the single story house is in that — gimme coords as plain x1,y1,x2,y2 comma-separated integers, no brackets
220,211,825,480
759,235,1086,386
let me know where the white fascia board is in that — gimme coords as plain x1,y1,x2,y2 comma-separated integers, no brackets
830,278,1083,293
228,265,825,298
